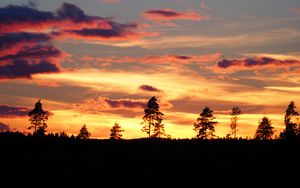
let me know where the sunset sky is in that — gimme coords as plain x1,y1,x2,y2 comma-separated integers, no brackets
1,0,300,138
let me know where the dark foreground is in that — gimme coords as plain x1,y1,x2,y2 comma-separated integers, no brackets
1,133,299,187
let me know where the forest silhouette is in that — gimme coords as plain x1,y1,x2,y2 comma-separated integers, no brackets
1,96,300,186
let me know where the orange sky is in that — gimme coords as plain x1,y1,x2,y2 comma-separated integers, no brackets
1,1,300,138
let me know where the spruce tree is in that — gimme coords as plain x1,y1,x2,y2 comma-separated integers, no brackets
280,101,299,139
141,96,168,138
28,100,48,136
110,122,124,140
230,106,241,138
194,107,217,139
254,116,275,140
77,124,91,139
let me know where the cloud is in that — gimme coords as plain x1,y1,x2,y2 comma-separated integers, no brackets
83,53,221,67
74,96,172,117
0,3,152,41
0,105,30,117
142,8,206,26
132,29,300,49
290,7,300,15
217,56,300,70
101,0,122,4
0,33,60,80
0,122,10,131
0,3,106,32
0,32,51,56
60,22,153,41
0,59,60,79
169,97,285,114
139,85,162,92
200,0,209,10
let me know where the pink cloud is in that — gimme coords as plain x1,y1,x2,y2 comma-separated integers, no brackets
290,7,300,15
142,8,206,26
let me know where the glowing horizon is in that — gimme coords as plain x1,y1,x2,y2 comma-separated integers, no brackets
1,0,300,139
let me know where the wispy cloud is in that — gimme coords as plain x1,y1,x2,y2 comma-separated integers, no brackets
142,8,206,26
138,85,162,92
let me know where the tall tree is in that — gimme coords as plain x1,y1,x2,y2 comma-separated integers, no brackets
280,101,299,139
194,107,217,139
141,96,168,138
77,124,91,139
28,99,48,136
229,107,241,138
110,122,124,140
254,116,275,140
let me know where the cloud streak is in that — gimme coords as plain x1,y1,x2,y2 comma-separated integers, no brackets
217,56,300,70
139,85,162,92
0,104,30,117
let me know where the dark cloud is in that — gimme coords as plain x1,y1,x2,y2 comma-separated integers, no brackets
0,43,61,79
104,98,146,109
139,85,161,92
0,44,61,61
145,9,180,17
0,59,60,79
217,57,300,69
0,105,30,117
0,32,51,51
0,122,10,131
55,3,94,22
142,8,203,23
0,5,55,32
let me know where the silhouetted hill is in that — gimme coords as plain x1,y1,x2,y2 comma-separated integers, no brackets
0,133,299,187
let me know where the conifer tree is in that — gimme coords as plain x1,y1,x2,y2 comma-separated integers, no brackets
280,101,299,139
254,116,275,140
230,107,241,138
141,96,168,138
194,107,217,139
28,100,48,136
110,122,124,140
77,124,91,139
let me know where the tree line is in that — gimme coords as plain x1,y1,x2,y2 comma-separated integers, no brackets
14,97,300,140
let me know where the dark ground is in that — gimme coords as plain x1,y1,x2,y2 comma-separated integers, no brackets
0,133,299,187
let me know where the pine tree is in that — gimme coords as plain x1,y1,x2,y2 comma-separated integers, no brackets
280,101,299,139
141,96,168,138
28,100,48,136
77,124,91,139
194,107,217,139
230,107,241,138
110,122,124,140
254,116,275,140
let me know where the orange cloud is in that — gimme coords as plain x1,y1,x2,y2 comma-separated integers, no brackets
82,53,222,67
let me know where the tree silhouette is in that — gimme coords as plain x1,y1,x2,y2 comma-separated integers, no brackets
229,107,241,138
194,107,217,139
110,122,124,140
141,96,168,138
280,101,299,139
28,100,48,136
254,116,275,140
77,124,91,139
